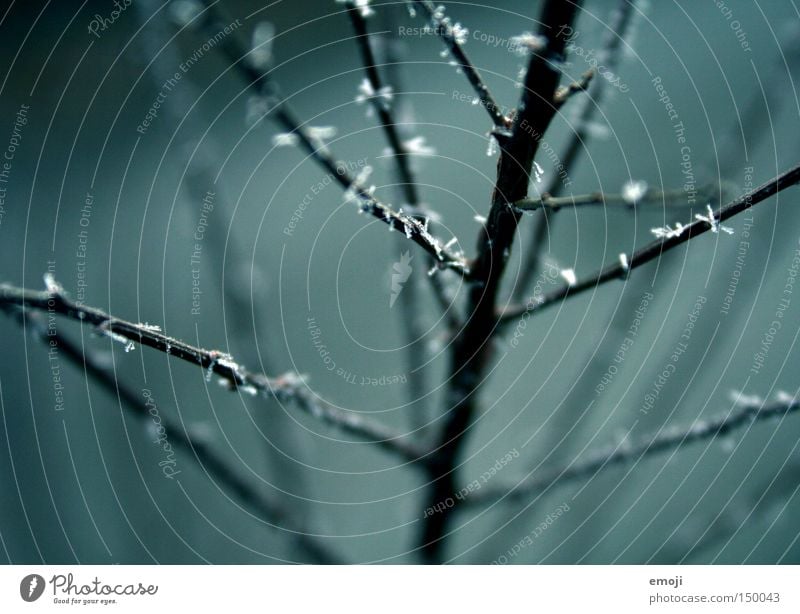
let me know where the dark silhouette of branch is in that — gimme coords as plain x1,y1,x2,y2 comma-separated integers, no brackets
513,183,725,212
465,393,800,507
0,280,429,464
513,0,636,301
3,307,341,564
499,163,800,323
419,0,583,563
410,0,507,128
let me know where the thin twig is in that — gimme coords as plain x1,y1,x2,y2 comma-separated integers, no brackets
513,183,724,212
411,0,508,128
499,163,800,323
195,2,469,275
553,69,594,108
513,0,636,301
465,393,800,507
348,3,418,205
0,281,430,464
4,307,342,564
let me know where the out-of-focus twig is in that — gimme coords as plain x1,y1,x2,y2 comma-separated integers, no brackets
499,163,800,324
464,393,800,507
3,307,342,564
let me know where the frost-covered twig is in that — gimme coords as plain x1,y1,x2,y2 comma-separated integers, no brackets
410,0,507,128
348,3,417,206
419,0,582,563
513,183,724,212
5,306,341,564
499,163,800,324
465,392,800,507
193,1,469,275
513,0,636,301
0,281,429,464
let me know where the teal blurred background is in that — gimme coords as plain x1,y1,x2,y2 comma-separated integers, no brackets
1,0,800,563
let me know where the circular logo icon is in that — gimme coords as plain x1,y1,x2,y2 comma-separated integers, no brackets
20,574,45,602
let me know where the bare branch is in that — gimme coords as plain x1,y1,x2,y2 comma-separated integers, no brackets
410,0,508,128
347,2,418,205
0,281,430,464
419,0,583,563
464,392,800,507
4,307,342,563
195,2,469,276
513,0,636,301
499,163,800,323
513,183,725,212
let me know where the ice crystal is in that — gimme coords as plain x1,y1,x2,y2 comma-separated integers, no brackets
272,132,299,147
337,0,373,18
651,222,686,239
486,135,498,157
245,95,272,127
249,22,275,70
695,204,734,235
510,32,547,56
622,179,648,204
533,161,544,183
404,136,436,156
451,23,469,45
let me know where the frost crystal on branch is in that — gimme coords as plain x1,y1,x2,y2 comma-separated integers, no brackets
622,179,649,204
337,0,374,18
486,135,498,157
450,23,469,46
696,204,734,235
306,126,337,153
510,32,547,56
533,161,544,183
403,136,436,157
245,95,272,127
650,222,686,239
249,22,275,70
43,273,63,295
730,389,763,407
355,79,393,115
